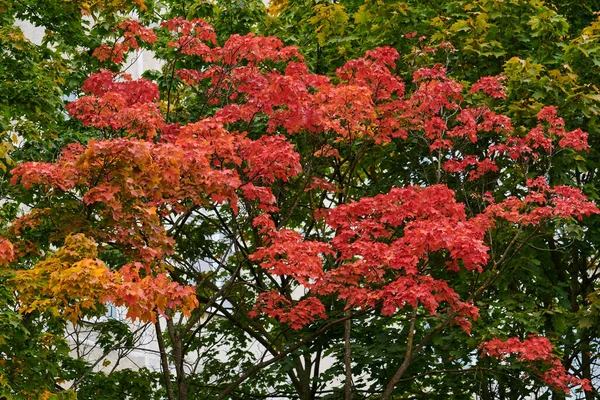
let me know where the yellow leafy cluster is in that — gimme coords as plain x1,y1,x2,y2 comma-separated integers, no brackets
9,233,199,323
9,234,113,322
78,0,147,15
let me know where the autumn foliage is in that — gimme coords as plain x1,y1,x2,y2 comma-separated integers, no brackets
480,335,592,392
2,16,598,397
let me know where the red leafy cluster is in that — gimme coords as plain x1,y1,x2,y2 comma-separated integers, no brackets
480,335,592,393
175,41,411,143
173,120,302,211
320,185,486,332
490,106,589,160
250,214,333,287
443,155,499,181
249,291,327,330
11,121,303,260
8,142,82,192
250,186,487,332
93,19,157,64
107,263,198,322
414,68,464,115
336,47,405,101
470,75,508,99
250,178,597,330
535,106,589,152
483,177,599,225
218,34,302,66
162,18,217,59
0,238,14,266
163,18,300,66
164,28,571,177
66,70,163,138
324,185,489,275
148,19,590,193
392,66,512,155
480,335,554,361
240,135,302,184
442,104,588,182
440,107,512,144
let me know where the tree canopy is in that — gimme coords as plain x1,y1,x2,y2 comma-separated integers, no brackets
1,1,600,399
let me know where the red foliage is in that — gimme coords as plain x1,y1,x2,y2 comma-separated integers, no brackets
443,156,499,181
250,186,492,333
483,177,598,225
66,70,163,138
470,75,508,99
250,291,327,330
481,335,592,392
107,263,198,322
0,238,14,266
490,105,589,160
250,214,333,287
250,178,597,331
162,18,217,59
240,135,302,184
93,19,157,64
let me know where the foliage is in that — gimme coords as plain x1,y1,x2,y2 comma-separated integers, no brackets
2,1,600,399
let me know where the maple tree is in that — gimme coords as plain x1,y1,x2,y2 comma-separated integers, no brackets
264,1,600,398
2,1,600,399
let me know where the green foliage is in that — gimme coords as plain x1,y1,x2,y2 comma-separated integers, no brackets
76,368,161,400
